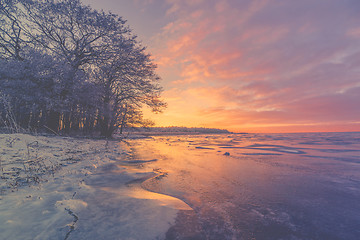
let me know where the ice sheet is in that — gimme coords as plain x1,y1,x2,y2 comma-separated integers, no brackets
126,132,360,239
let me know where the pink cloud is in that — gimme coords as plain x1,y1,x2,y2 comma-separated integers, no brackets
147,0,360,132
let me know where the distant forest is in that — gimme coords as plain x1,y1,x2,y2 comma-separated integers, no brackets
128,127,232,134
0,0,166,137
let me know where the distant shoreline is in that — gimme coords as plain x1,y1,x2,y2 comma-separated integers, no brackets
122,127,237,136
122,131,236,136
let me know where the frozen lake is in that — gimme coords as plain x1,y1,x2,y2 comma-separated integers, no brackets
1,132,359,240
124,132,360,239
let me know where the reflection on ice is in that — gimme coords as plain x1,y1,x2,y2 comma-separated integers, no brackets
126,132,360,240
126,186,192,211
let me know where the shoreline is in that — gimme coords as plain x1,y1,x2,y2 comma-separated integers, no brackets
0,133,190,240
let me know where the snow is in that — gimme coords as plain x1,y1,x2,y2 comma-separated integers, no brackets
0,133,189,240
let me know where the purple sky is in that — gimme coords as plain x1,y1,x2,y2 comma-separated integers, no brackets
82,0,360,132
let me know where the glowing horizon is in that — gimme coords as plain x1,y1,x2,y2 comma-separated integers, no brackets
82,0,360,133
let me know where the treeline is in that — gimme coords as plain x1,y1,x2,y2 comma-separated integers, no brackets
0,0,165,137
128,127,232,134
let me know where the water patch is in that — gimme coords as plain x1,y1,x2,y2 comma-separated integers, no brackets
195,146,215,150
122,159,158,164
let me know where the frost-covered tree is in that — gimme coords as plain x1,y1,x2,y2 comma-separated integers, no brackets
0,48,69,130
0,0,165,137
0,0,25,60
93,33,165,137
18,0,124,132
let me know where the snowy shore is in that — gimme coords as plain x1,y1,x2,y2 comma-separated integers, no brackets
0,133,189,240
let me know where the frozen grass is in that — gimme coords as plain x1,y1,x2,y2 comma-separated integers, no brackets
1,136,57,192
0,134,102,194
0,93,24,134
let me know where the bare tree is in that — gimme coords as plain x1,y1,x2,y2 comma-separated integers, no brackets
0,0,25,60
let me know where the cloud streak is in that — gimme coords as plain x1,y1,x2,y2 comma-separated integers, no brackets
143,0,360,132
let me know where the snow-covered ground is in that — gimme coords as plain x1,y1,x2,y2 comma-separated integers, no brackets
0,133,189,240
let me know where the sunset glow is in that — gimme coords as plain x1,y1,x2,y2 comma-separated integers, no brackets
83,0,360,133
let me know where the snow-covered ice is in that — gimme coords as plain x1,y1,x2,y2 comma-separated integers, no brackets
0,134,187,240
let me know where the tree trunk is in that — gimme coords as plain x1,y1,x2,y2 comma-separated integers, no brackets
46,110,60,133
119,108,128,134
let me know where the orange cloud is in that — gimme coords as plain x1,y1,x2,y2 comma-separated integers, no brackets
143,0,360,133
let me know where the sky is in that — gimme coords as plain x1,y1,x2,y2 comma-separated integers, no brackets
82,0,360,133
